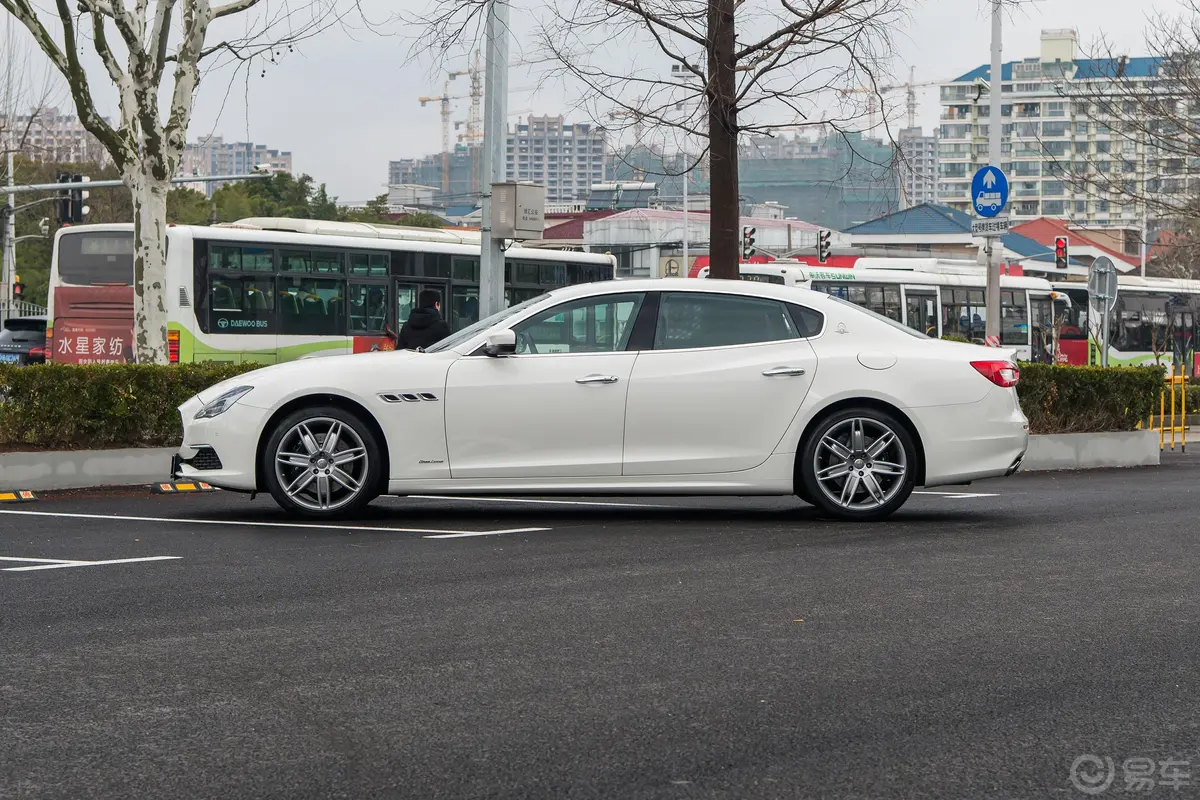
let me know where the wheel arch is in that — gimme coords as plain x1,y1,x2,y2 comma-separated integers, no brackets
792,397,926,492
255,393,391,493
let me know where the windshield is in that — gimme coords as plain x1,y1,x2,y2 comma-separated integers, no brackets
424,295,547,353
56,231,135,285
825,294,929,339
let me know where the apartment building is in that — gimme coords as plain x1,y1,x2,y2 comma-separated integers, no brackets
938,28,1164,226
0,106,110,165
898,127,938,208
506,115,607,203
180,136,293,196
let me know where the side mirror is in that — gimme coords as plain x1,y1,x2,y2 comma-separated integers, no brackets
483,329,517,357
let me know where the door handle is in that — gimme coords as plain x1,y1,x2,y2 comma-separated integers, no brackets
576,374,620,384
762,366,807,377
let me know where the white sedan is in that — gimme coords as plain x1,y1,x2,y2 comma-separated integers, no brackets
174,279,1029,521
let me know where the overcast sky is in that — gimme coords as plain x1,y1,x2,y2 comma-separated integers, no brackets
5,0,1184,201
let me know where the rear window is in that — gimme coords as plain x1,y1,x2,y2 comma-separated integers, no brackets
57,232,135,285
0,319,45,343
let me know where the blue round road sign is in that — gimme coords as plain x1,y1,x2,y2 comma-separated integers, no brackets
971,166,1009,218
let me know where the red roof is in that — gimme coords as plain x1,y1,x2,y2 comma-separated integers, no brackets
541,210,620,241
1010,218,1133,266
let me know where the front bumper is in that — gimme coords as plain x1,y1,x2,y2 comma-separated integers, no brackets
174,397,271,491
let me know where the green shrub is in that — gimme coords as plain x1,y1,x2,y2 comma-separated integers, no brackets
0,363,261,451
1016,364,1162,434
941,334,972,343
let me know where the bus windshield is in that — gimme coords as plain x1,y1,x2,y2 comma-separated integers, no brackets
57,231,134,285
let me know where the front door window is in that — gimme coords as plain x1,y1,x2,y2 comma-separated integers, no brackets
512,293,644,354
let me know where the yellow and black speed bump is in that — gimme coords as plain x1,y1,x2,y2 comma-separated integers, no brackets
151,482,217,494
0,490,39,503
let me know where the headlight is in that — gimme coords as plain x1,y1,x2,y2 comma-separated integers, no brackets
194,386,253,419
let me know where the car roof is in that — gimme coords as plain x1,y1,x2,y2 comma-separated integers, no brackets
547,277,836,307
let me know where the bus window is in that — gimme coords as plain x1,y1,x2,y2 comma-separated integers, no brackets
904,289,937,336
209,276,275,333
1000,290,1029,346
57,231,134,285
452,257,479,281
942,289,985,342
348,283,389,335
451,287,480,331
278,276,345,336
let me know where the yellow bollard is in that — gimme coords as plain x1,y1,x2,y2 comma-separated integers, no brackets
1161,380,1166,451
1170,366,1177,451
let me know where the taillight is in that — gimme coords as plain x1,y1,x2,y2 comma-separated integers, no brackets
167,329,180,363
28,346,45,358
971,360,1020,388
44,326,53,361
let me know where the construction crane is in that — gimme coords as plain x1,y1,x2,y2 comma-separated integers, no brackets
837,68,946,132
418,80,464,195
606,109,646,144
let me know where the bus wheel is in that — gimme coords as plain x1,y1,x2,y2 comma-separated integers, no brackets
263,406,382,518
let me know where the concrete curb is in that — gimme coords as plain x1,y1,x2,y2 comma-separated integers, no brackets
1021,431,1161,472
0,447,174,492
0,432,1166,492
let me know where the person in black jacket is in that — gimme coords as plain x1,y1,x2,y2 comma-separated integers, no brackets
395,289,452,350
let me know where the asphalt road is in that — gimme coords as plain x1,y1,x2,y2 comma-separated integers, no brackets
2,460,1199,799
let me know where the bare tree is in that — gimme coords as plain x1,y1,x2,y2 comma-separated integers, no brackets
1043,3,1200,250
0,0,352,362
420,0,905,278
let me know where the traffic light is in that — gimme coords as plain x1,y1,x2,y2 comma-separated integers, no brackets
818,229,832,264
12,274,24,300
741,226,757,260
55,173,72,225
1054,236,1069,270
55,173,90,225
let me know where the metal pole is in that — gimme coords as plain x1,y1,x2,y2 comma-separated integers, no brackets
984,0,1003,345
3,149,14,305
1141,148,1148,278
682,157,689,277
478,0,509,318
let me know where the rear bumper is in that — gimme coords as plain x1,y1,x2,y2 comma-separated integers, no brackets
914,389,1029,487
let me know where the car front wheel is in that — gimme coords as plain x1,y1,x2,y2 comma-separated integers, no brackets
800,408,916,521
263,406,382,518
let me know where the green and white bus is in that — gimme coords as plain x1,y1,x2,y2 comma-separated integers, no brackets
46,218,617,365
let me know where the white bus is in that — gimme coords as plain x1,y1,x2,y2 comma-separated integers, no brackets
695,261,1057,361
46,219,617,365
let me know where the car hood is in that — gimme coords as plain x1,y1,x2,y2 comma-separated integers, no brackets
190,349,428,407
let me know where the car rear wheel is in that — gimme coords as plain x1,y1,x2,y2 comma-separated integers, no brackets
263,406,382,518
799,408,916,521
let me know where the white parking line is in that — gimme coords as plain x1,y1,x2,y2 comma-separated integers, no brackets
3,556,181,572
424,528,553,539
912,491,999,499
406,495,672,509
0,509,550,537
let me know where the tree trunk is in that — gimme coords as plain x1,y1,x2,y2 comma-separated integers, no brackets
129,170,170,364
706,0,739,280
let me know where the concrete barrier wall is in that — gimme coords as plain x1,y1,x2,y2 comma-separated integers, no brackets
1021,431,1161,472
0,447,175,491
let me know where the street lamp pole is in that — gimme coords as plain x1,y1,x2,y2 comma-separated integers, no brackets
682,156,689,275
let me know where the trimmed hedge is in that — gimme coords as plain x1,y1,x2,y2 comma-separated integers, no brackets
0,361,1168,451
1016,364,1163,434
0,363,261,451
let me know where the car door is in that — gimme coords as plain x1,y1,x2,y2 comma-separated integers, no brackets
444,292,646,479
623,291,821,476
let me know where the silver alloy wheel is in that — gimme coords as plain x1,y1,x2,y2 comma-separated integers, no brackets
273,417,369,512
813,417,908,512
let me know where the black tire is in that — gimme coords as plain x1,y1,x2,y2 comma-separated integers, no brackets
262,405,383,519
799,406,917,522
